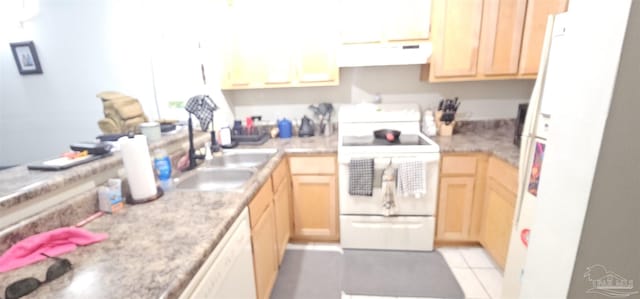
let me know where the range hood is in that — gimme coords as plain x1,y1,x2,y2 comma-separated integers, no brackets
337,41,432,67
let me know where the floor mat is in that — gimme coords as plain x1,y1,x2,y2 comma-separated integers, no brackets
272,248,464,299
271,249,342,299
342,249,464,298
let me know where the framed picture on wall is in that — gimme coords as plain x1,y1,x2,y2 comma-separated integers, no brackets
10,41,43,75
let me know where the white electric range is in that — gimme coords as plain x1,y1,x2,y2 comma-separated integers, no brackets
338,103,440,251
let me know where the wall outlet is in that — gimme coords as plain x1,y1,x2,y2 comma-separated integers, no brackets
168,101,184,109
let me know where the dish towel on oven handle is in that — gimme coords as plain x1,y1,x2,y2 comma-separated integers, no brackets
397,160,426,198
381,163,397,215
348,158,374,196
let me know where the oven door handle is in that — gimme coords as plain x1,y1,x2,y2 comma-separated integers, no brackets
338,156,439,165
337,157,393,165
351,220,426,229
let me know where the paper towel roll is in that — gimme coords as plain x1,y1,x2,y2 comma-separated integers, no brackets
119,135,157,200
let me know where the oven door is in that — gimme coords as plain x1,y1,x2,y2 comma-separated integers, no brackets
338,153,439,216
340,215,435,251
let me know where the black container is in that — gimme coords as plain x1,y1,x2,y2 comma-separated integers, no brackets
299,116,315,137
374,129,401,142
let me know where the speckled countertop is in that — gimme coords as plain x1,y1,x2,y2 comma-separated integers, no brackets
433,120,521,167
0,157,121,209
0,135,337,299
241,134,339,154
0,122,514,211
0,128,208,211
0,125,517,298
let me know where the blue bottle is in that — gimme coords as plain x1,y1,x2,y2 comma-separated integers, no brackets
278,118,292,138
154,149,172,191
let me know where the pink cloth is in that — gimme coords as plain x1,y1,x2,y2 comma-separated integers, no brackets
0,227,108,272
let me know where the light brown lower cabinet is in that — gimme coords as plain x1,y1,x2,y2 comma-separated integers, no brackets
274,176,292,264
437,176,476,240
437,153,517,269
480,157,517,269
480,179,516,269
249,179,278,299
291,174,339,241
248,155,338,298
436,154,488,243
250,155,337,298
251,202,278,299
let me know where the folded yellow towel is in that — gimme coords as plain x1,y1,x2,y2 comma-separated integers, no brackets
96,91,149,134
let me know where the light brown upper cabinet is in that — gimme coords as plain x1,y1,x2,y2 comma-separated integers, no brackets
423,0,568,82
339,0,431,44
339,0,383,44
262,26,296,87
479,0,528,76
518,0,569,77
295,0,340,85
221,0,339,89
428,0,484,79
222,0,261,88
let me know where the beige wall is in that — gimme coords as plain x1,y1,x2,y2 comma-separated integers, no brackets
224,65,535,123
0,0,156,166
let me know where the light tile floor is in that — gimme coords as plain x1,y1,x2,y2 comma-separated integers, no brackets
339,246,503,299
436,246,503,299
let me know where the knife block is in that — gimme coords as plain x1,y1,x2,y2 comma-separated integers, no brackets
439,122,455,136
434,111,455,136
434,111,443,128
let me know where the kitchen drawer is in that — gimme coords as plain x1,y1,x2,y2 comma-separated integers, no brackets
271,159,289,191
249,178,274,228
289,156,336,175
340,215,435,251
441,155,478,175
487,157,518,194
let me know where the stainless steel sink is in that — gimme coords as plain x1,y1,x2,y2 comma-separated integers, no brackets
173,149,276,192
174,168,255,191
224,152,273,168
204,150,276,169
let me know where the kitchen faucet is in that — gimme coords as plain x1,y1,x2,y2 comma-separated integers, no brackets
187,114,205,170
186,114,222,170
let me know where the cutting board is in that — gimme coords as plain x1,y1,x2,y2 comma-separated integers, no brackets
27,153,112,171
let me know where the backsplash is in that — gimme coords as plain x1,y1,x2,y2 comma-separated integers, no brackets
0,189,98,253
455,119,516,134
225,65,534,123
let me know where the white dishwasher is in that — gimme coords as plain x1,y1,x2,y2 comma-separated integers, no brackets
180,208,256,299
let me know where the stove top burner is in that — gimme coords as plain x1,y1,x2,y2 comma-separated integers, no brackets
342,135,432,146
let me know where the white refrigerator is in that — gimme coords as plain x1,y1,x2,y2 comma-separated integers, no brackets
503,1,640,298
501,13,568,298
